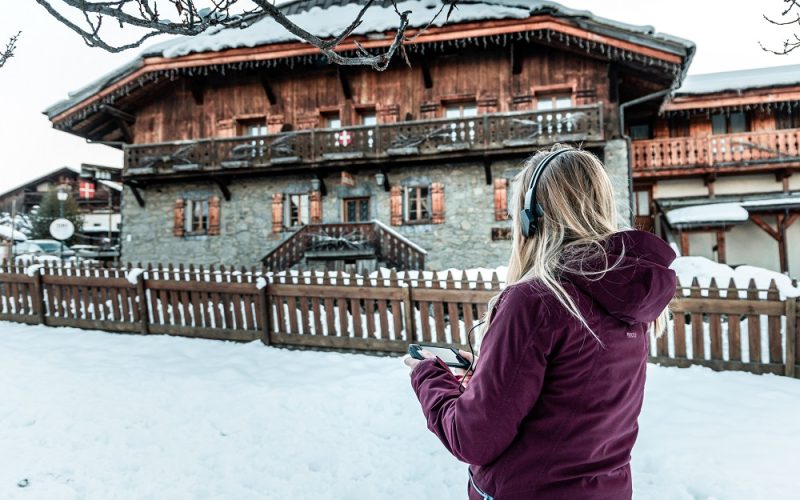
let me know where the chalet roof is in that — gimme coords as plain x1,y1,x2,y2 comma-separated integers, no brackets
0,166,81,200
675,64,800,96
661,192,800,229
44,0,694,121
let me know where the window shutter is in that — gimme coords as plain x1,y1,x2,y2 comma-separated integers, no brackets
390,186,403,226
208,196,221,235
494,178,509,221
173,199,185,237
431,183,445,224
309,190,322,224
271,193,284,233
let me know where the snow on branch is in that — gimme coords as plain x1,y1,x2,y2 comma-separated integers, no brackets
0,31,21,69
761,0,800,54
33,0,453,70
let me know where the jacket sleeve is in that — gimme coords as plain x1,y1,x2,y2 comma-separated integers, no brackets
410,284,556,466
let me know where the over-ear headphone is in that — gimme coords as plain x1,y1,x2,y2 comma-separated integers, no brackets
519,148,571,238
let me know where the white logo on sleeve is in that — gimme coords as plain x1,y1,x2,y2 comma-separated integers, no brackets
626,331,637,338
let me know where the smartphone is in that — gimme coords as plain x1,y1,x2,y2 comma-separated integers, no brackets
408,344,470,369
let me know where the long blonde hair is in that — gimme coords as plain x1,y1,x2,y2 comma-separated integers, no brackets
479,144,668,347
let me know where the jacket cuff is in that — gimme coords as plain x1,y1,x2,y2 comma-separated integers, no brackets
410,357,450,392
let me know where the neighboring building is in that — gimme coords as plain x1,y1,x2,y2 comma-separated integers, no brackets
630,65,800,276
43,0,693,270
0,164,122,249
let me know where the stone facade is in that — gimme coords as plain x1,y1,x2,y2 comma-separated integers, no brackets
603,139,632,229
120,148,632,269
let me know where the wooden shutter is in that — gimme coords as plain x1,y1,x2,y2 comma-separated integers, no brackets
208,196,221,235
309,190,322,224
173,199,185,237
431,183,445,224
494,178,509,221
271,193,284,233
390,186,403,226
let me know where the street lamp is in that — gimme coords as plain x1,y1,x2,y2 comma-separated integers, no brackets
57,189,68,263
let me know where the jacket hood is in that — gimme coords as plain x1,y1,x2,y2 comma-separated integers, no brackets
564,230,677,325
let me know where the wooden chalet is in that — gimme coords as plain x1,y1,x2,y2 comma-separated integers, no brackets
630,64,800,275
44,0,693,270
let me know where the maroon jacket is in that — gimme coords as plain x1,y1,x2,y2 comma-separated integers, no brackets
411,230,677,499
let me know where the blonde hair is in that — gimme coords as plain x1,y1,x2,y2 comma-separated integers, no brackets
479,144,668,347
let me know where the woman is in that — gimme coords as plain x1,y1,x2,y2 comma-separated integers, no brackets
404,145,677,499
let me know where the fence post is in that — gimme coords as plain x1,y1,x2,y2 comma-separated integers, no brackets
787,298,797,378
136,273,150,335
402,281,415,344
32,269,45,325
259,277,272,346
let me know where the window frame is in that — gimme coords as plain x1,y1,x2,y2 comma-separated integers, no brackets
284,193,310,228
403,186,432,224
342,197,371,222
535,92,574,111
184,198,209,235
442,100,478,119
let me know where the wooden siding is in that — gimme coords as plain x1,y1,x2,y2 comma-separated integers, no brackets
132,47,612,144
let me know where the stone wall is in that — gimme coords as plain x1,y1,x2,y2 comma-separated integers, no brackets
603,139,632,229
120,146,634,269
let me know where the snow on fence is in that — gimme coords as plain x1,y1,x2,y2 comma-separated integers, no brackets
0,261,798,378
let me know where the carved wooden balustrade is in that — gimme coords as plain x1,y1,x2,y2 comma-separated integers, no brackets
262,221,427,272
124,104,604,176
632,128,800,174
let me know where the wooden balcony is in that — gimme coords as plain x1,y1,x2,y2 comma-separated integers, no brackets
632,128,800,176
123,104,604,177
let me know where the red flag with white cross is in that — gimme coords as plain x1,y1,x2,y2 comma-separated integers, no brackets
79,181,95,199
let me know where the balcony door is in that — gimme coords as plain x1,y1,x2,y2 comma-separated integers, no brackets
633,186,654,232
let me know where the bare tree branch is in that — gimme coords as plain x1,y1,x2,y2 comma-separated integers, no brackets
33,0,453,71
762,0,800,54
0,31,21,69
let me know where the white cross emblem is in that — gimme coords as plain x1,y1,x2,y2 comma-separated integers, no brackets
335,130,352,147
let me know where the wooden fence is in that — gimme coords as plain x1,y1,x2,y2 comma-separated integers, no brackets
1,261,798,378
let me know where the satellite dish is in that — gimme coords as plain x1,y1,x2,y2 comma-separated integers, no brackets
49,218,75,241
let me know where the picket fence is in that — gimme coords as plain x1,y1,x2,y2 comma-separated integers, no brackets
0,261,798,378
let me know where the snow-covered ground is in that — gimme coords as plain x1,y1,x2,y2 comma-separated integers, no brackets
1,322,798,500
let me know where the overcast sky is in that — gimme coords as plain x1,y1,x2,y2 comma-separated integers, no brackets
1,0,798,193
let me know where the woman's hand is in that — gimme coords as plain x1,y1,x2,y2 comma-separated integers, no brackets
454,350,476,388
402,349,435,376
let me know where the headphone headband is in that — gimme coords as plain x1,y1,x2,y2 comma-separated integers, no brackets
520,148,571,238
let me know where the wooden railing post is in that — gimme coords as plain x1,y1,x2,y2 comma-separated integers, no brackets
787,297,797,377
403,281,415,344
32,268,45,325
136,272,150,335
259,276,272,346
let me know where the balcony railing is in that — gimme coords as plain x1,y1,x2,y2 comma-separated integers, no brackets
124,104,604,175
632,128,800,172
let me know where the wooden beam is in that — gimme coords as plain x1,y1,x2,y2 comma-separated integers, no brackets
337,67,352,100
115,117,133,143
127,183,145,208
749,214,780,241
715,230,726,263
784,212,800,229
99,104,135,123
680,231,689,256
214,178,232,201
260,76,277,106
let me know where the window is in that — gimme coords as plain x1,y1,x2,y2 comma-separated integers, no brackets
323,112,341,129
444,102,478,118
359,110,377,126
629,123,652,140
536,93,572,111
238,118,267,158
668,115,690,137
777,109,800,129
711,112,748,134
343,197,370,222
404,186,431,223
184,199,209,234
285,193,309,227
634,190,651,216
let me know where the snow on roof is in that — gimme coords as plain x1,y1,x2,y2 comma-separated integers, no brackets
676,64,800,95
666,202,749,226
98,180,123,192
0,225,27,242
45,0,693,119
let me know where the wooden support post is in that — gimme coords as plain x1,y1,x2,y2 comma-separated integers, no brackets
136,273,149,334
403,284,415,344
259,281,272,346
715,230,726,263
32,270,45,325
777,214,788,274
786,298,797,378
680,231,690,256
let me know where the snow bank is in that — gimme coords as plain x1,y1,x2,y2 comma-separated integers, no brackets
0,322,797,499
665,202,749,225
125,268,144,285
670,256,800,299
0,224,26,241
